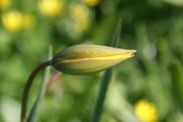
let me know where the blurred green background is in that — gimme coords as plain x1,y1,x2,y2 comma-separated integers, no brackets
1,0,183,122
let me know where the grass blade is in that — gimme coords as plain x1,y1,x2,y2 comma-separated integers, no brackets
110,18,122,47
90,19,122,122
90,68,113,122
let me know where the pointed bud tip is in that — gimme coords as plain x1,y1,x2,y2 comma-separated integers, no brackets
131,50,137,57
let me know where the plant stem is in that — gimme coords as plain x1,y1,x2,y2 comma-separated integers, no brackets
90,68,113,122
28,46,52,122
45,71,62,93
21,60,52,122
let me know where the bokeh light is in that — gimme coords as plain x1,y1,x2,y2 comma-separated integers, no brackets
2,11,36,32
2,10,23,32
22,14,36,29
0,0,11,10
135,99,158,122
38,0,64,16
82,0,101,6
69,3,90,31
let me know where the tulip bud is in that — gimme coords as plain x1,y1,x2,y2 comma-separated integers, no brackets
52,45,136,75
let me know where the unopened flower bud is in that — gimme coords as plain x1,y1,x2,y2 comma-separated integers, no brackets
52,44,136,75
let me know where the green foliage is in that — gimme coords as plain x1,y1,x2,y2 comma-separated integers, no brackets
169,60,183,113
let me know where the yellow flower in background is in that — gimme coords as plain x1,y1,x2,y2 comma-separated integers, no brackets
0,0,10,9
2,10,36,32
38,0,64,16
74,19,89,32
82,0,101,6
69,4,89,20
22,14,36,29
2,11,23,32
69,4,90,31
134,99,158,122
107,119,117,122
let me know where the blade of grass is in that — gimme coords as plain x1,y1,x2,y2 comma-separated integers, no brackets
90,69,113,122
111,18,122,47
90,19,122,122
28,45,52,122
169,60,183,112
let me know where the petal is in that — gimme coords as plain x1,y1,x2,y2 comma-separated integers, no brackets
52,45,136,75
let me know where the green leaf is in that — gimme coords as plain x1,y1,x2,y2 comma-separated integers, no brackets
169,59,183,112
90,19,122,122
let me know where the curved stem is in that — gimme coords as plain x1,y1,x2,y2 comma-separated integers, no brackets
21,60,52,122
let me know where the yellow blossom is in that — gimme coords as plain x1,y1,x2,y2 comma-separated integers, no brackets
134,99,158,122
2,10,23,32
82,0,100,6
0,0,10,9
69,4,89,20
74,19,89,32
69,4,90,31
2,11,36,32
38,0,64,16
22,14,36,29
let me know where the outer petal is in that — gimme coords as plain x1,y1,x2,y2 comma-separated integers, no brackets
52,45,136,75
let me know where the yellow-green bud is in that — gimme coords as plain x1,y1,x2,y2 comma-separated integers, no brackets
52,44,136,75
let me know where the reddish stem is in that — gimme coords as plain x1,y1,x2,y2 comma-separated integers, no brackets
45,71,62,94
